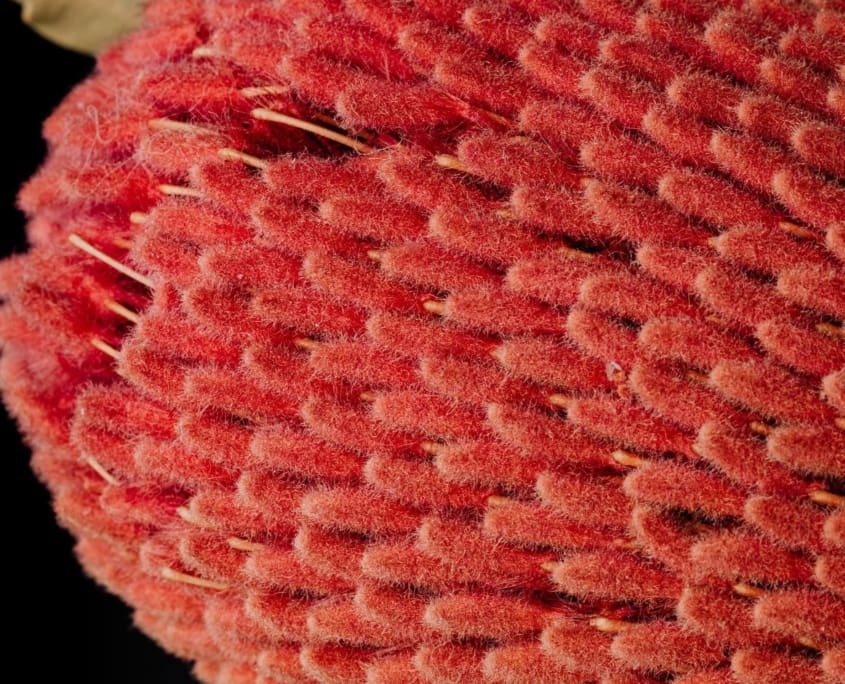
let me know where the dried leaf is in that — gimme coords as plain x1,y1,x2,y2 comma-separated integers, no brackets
15,0,144,55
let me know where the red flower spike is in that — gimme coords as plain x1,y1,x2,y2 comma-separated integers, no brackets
7,1,845,681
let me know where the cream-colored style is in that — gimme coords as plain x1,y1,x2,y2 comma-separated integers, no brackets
15,0,144,54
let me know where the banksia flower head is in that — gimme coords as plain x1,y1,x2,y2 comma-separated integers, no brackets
4,0,845,682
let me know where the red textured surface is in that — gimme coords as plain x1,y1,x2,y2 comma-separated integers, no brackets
3,1,844,682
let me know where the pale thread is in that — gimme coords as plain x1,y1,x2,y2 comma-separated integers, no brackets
590,617,632,633
778,220,817,240
686,369,709,384
420,441,443,455
129,211,148,225
218,147,270,170
366,250,384,261
191,46,218,59
809,490,844,507
91,337,121,361
158,184,204,199
104,299,141,324
241,85,289,98
733,582,765,598
359,391,378,402
558,244,595,261
252,108,375,154
486,495,513,508
422,299,446,315
68,233,154,288
548,393,572,408
817,322,844,339
434,154,473,174
227,537,263,552
749,421,773,436
293,337,320,351
148,118,216,135
836,417,845,431
612,450,648,468
85,455,120,485
176,506,200,525
112,237,134,250
161,567,229,591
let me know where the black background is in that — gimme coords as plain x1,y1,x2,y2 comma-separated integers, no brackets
2,3,194,681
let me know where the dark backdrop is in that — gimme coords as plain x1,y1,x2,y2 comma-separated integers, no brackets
2,3,194,681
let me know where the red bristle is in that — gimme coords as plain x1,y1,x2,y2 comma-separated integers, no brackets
754,590,845,644
487,403,612,470
419,516,555,588
373,389,486,439
581,132,676,189
420,354,544,406
791,121,845,179
519,98,612,153
300,644,374,684
767,425,845,479
823,368,845,414
483,499,619,551
583,179,709,246
505,256,607,309
536,472,632,531
696,264,795,329
691,530,814,584
483,643,585,684
710,359,836,424
354,582,436,643
822,647,845,684
493,336,614,393
610,621,729,674
536,12,605,56
205,596,274,648
463,1,534,59
309,340,418,388
377,239,500,291
642,103,717,168
366,652,425,684
568,396,697,458
435,439,559,490
630,357,751,429
631,505,700,576
319,195,427,243
551,550,684,601
712,226,830,277
293,524,366,583
252,284,366,337
566,305,640,369
777,263,845,319
677,585,763,649
581,271,702,322
307,595,405,648
457,131,582,188
246,543,352,595
732,648,824,684
540,618,619,680
435,53,538,116
638,316,757,369
424,592,551,640
745,495,830,553
667,71,742,127
366,311,495,361
518,41,589,100
694,421,807,497
816,553,845,599
441,285,569,335
581,66,662,129
100,485,183,528
414,644,485,684
301,486,421,535
624,461,746,518
134,438,236,489
772,167,845,233
135,612,219,662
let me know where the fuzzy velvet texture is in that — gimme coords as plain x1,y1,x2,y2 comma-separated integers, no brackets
3,0,844,683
